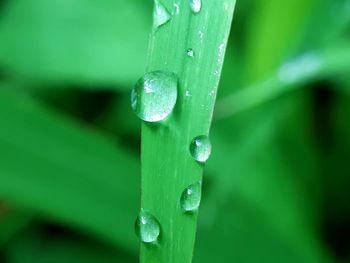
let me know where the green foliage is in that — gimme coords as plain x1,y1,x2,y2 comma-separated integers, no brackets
140,0,236,262
0,0,349,262
0,0,150,88
0,88,140,251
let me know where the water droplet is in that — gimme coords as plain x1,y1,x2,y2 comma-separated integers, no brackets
224,2,230,11
154,0,171,28
219,43,225,53
198,30,204,41
131,71,178,122
135,210,161,243
173,3,180,15
190,135,212,163
189,0,201,13
185,90,191,97
217,43,225,63
187,48,194,57
180,182,202,212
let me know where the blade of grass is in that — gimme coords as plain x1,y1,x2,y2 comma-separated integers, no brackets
215,43,350,119
139,1,236,262
5,227,137,263
0,88,139,252
243,0,317,82
197,96,331,262
0,0,151,88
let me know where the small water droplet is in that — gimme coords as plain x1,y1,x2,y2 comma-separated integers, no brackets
131,71,178,122
180,182,202,212
198,30,204,41
190,135,212,163
189,0,201,13
173,3,180,15
217,43,225,63
135,210,161,243
185,90,191,97
219,43,225,52
224,2,229,11
187,48,194,57
154,0,172,28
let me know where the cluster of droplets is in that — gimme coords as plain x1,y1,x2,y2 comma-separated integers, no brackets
135,180,203,244
153,0,202,30
133,0,212,245
131,69,212,243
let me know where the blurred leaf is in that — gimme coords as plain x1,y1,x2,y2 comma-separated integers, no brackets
217,39,243,98
5,227,137,263
194,92,331,262
0,209,33,247
321,92,350,260
244,0,318,82
216,43,350,118
0,88,139,252
305,0,350,48
0,0,151,88
95,94,141,140
195,196,328,263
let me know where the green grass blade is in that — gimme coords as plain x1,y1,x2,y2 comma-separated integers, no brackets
0,0,151,88
139,1,236,262
197,98,331,262
6,227,136,263
243,0,318,82
215,44,350,119
0,88,139,252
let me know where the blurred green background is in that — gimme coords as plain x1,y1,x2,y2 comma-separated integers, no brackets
0,0,349,262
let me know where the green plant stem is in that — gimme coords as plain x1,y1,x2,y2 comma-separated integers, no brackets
140,1,236,262
215,44,350,119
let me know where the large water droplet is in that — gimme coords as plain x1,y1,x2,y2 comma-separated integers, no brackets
154,0,171,28
131,71,178,122
135,210,161,243
190,135,212,163
189,0,201,13
180,182,202,212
